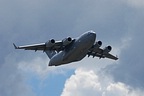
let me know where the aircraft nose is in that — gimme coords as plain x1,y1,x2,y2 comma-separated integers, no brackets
48,60,54,66
49,58,58,66
49,57,57,66
48,53,63,66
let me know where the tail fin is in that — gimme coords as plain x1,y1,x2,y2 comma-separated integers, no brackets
45,50,56,59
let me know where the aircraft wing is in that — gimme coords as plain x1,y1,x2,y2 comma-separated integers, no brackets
13,43,46,50
13,38,75,51
88,47,118,60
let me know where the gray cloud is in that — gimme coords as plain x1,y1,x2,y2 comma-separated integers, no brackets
0,54,35,96
61,0,144,94
105,7,144,88
1,0,144,95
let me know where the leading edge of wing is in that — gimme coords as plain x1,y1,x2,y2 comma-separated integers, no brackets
13,43,46,50
88,47,118,60
105,53,118,60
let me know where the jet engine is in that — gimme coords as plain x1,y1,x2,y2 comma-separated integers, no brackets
62,37,72,46
103,46,112,54
45,39,55,47
94,41,102,48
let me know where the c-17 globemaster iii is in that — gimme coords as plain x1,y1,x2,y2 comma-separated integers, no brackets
13,31,118,66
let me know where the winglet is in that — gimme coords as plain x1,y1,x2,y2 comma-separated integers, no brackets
13,43,18,49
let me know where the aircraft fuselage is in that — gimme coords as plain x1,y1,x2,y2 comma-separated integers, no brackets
49,32,96,66
14,30,118,66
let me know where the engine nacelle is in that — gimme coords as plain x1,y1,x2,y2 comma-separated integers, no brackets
94,41,102,48
45,39,55,47
103,46,112,54
62,37,72,46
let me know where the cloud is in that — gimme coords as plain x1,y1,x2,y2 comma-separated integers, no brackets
1,0,144,95
106,34,144,88
18,56,68,79
126,0,144,8
104,7,144,88
0,52,70,96
61,68,101,96
0,54,35,96
61,68,144,96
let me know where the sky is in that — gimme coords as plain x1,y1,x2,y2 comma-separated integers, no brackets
0,0,144,96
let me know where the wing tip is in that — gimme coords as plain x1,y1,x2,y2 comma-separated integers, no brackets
13,43,18,49
115,55,118,60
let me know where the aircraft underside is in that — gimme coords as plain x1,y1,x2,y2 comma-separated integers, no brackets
13,30,118,66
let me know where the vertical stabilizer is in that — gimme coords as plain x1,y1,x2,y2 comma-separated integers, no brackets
45,50,56,59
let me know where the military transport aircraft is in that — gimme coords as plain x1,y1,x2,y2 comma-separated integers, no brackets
13,31,118,66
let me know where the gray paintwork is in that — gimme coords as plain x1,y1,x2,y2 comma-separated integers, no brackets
13,31,118,66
